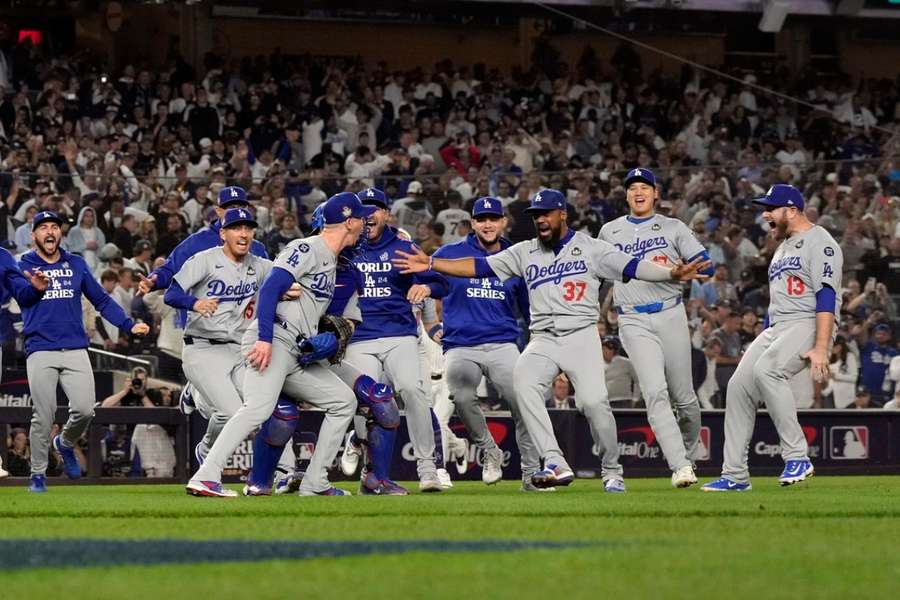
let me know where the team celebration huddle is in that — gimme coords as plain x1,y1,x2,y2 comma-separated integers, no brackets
15,163,828,498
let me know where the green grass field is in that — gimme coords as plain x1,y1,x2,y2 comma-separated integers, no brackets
1,476,898,599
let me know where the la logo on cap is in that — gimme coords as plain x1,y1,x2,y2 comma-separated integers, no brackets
367,189,375,197
230,187,239,198
634,169,642,177
483,199,492,208
534,193,542,203
342,206,352,218
239,209,248,218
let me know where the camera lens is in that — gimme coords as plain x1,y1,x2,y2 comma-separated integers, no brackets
132,378,142,387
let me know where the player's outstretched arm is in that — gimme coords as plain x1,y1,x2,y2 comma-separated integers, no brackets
629,256,711,282
393,246,478,278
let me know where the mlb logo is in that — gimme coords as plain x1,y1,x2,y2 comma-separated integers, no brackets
696,426,711,461
830,426,868,460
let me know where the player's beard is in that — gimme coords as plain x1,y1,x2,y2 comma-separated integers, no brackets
536,224,562,250
768,217,789,241
35,236,59,257
475,230,498,248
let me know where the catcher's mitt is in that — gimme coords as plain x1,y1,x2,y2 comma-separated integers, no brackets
317,314,354,364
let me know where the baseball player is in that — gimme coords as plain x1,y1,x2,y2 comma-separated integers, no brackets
186,192,374,497
598,168,715,488
393,189,709,492
702,184,842,491
163,208,285,466
139,186,268,298
21,211,149,493
245,203,408,496
0,246,50,480
429,197,543,491
345,188,450,492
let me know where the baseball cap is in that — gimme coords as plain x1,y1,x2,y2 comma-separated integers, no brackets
873,323,892,334
321,192,376,225
218,185,249,207
407,181,423,195
752,184,805,211
358,187,389,209
134,240,153,254
32,211,63,230
624,167,656,188
472,197,504,218
221,207,258,229
524,189,567,214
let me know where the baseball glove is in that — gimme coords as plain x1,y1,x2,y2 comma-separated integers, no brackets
317,314,355,364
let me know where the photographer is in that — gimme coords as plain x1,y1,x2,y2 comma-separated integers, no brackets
100,367,155,408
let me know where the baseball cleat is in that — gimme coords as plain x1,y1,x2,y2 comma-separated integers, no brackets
274,470,305,495
701,478,752,492
449,436,469,474
482,447,503,485
671,465,698,488
604,478,627,493
360,472,408,496
779,460,814,486
52,435,81,479
299,486,351,496
436,468,453,489
0,460,8,479
242,483,272,497
530,464,574,489
186,480,238,497
179,383,196,415
521,477,556,492
340,431,362,476
418,472,444,493
28,474,47,493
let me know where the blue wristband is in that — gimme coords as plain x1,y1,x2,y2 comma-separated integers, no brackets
427,323,443,339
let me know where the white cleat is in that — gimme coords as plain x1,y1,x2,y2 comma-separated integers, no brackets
672,465,699,488
0,457,8,479
418,472,444,493
186,480,238,498
340,431,362,476
449,436,469,474
436,468,453,489
481,447,503,485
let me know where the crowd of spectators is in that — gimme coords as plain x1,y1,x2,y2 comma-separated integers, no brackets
0,35,899,432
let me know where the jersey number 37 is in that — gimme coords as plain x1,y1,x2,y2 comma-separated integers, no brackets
562,280,587,301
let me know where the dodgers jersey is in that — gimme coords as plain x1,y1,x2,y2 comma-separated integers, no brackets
486,230,632,336
766,225,843,325
173,247,273,343
598,214,706,307
272,236,356,339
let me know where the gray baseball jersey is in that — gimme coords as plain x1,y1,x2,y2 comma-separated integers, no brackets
599,214,705,306
766,225,843,325
272,236,347,339
174,247,273,343
486,231,632,335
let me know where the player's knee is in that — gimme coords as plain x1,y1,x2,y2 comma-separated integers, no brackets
752,356,785,382
355,376,400,429
642,387,669,409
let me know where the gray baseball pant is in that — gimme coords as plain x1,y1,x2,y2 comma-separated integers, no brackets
619,307,702,472
190,325,355,493
445,343,540,476
345,336,436,478
513,326,622,480
722,319,815,484
27,349,94,476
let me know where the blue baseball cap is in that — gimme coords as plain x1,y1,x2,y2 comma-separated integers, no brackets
218,185,249,207
624,167,656,188
221,207,258,229
524,189,567,213
358,187,389,209
322,192,377,225
753,184,805,211
472,197,504,218
32,210,63,230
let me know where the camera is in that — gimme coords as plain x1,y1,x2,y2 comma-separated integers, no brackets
131,377,144,389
